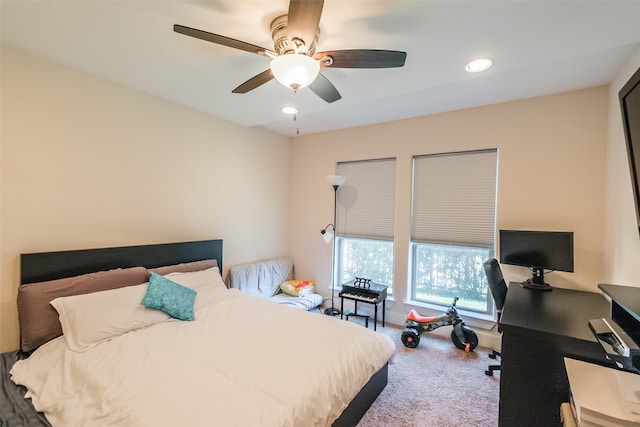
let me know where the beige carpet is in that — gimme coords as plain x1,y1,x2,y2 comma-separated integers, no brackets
356,322,500,427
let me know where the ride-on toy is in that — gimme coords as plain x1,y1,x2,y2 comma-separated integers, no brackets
401,297,478,352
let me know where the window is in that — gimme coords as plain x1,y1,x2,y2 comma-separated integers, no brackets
337,237,394,289
411,150,498,314
335,159,396,293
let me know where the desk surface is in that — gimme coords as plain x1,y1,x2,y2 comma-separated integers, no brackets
599,283,640,322
500,283,610,343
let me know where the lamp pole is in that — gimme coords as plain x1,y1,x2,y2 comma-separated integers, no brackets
324,175,345,316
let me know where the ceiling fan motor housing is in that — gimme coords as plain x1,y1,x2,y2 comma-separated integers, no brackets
270,14,319,55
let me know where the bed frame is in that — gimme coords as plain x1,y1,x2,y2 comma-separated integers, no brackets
13,239,387,427
21,239,224,284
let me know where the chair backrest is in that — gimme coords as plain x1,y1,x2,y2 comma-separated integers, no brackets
483,258,508,317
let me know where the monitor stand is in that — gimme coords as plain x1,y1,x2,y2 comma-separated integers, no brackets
520,280,553,291
520,268,553,291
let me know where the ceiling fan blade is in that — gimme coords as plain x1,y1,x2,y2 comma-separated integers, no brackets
174,24,273,56
308,73,341,103
315,49,407,68
232,69,274,94
287,0,324,51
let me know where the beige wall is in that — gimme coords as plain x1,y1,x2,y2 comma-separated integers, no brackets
290,86,609,345
0,46,292,352
3,43,637,353
604,46,640,286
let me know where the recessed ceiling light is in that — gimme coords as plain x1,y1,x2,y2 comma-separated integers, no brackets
282,106,298,115
465,58,493,73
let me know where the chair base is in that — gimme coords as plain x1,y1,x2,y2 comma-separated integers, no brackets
485,348,502,376
485,364,501,376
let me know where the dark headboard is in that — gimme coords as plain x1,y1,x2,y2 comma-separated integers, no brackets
21,239,223,284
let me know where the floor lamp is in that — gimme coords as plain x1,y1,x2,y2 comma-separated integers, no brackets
321,175,345,316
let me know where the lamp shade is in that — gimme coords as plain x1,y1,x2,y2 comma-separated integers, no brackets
270,54,320,90
322,230,334,244
327,175,346,188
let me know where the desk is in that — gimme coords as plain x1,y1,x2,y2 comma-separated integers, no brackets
499,284,613,427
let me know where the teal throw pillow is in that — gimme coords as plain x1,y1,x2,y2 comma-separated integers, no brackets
141,273,197,321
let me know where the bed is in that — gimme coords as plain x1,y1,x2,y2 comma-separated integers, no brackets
1,239,394,427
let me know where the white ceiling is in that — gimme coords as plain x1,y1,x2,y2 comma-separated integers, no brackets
2,1,640,137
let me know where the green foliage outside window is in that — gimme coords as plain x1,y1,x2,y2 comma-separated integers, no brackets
413,243,491,312
337,237,394,293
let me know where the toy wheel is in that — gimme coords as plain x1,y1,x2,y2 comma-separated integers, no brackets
401,328,420,348
451,326,478,352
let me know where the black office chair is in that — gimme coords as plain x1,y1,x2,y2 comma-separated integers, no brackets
483,258,508,376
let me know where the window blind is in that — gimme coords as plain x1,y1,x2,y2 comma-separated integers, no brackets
412,149,497,248
336,158,396,240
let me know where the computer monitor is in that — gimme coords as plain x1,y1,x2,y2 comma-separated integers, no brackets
499,230,574,291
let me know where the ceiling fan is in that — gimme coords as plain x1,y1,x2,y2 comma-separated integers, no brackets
174,0,407,103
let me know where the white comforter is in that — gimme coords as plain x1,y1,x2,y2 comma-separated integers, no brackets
11,273,394,427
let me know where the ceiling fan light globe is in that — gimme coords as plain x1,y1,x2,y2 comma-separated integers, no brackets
270,54,320,90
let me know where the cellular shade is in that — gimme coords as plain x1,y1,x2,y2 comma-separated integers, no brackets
412,150,498,248
336,158,396,240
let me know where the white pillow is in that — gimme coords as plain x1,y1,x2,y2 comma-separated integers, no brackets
163,266,226,292
51,283,170,352
164,266,228,311
50,267,227,352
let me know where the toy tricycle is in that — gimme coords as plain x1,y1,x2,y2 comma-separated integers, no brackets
401,296,478,352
